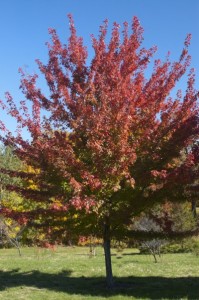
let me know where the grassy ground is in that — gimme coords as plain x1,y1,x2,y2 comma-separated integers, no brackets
0,246,198,300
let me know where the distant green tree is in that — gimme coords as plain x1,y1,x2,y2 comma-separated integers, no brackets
130,201,197,259
0,146,25,254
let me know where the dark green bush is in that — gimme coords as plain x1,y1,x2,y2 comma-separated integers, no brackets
161,238,199,254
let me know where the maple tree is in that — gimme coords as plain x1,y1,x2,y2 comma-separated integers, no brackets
0,15,199,287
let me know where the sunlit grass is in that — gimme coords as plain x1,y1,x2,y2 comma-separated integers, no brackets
0,246,198,299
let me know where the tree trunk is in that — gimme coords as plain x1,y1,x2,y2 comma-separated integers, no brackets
151,250,157,263
191,199,197,218
103,216,114,288
16,243,22,257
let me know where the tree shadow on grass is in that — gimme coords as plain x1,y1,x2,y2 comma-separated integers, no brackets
0,269,198,299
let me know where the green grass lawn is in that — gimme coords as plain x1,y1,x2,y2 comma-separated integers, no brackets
0,246,198,300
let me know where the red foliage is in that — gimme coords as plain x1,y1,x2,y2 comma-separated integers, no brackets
42,242,56,251
0,15,198,232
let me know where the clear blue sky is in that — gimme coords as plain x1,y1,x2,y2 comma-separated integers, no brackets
0,0,199,136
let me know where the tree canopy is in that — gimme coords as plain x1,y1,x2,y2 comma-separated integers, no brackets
0,15,199,286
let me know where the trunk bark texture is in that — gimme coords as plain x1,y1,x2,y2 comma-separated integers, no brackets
191,199,197,218
103,216,114,288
